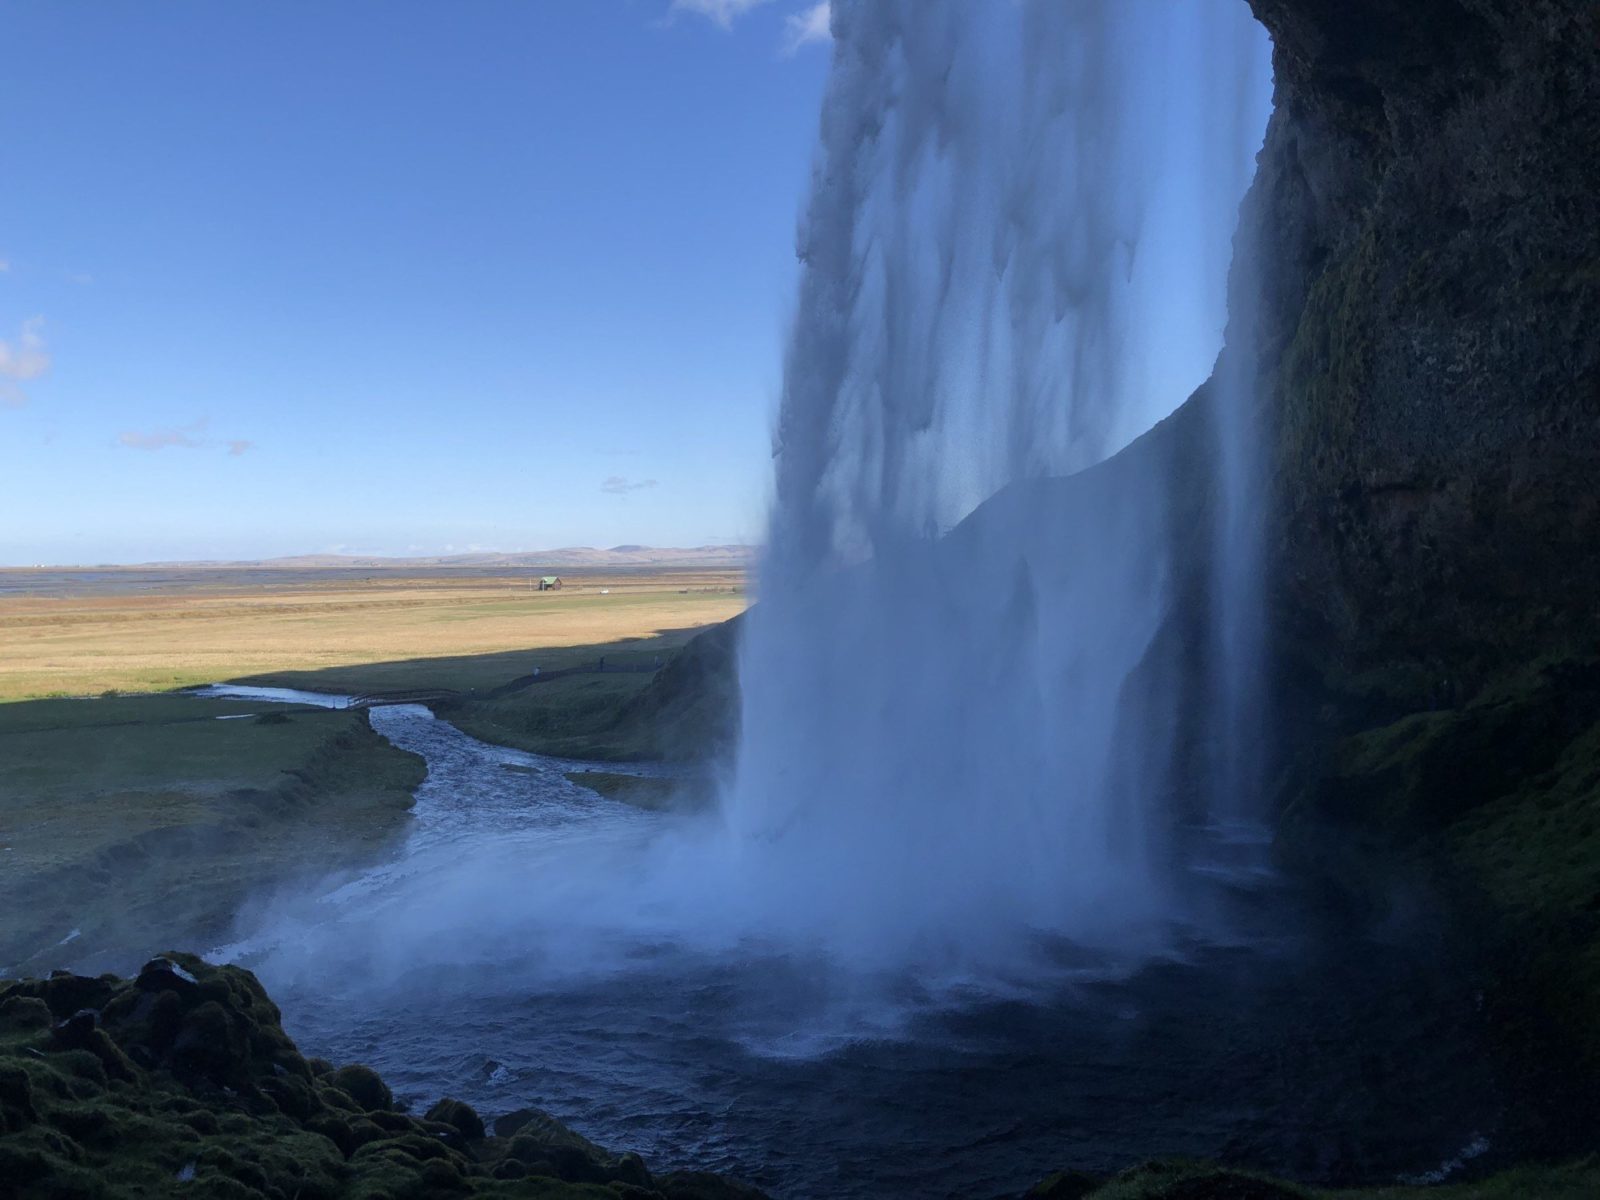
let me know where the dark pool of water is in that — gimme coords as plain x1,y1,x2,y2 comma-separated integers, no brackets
269,924,1502,1199
212,703,1511,1200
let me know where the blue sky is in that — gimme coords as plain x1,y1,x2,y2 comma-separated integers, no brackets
0,0,832,564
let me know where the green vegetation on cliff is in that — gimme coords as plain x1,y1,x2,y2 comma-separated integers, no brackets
437,619,741,763
1276,657,1600,1147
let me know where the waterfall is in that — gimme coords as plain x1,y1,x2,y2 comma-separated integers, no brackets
723,0,1273,967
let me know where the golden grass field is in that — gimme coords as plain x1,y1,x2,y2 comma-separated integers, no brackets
0,567,747,701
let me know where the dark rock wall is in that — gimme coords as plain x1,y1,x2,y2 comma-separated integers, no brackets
1240,0,1600,697
1231,0,1600,1116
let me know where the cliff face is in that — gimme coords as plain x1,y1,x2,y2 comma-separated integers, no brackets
1228,0,1600,1123
1240,0,1599,696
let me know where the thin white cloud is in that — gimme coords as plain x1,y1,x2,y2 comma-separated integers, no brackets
116,417,257,455
669,0,772,30
601,475,659,495
117,419,209,451
782,1,830,54
0,317,49,409
0,317,49,382
0,258,10,273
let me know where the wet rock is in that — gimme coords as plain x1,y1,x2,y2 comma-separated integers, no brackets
491,1105,538,1137
546,1143,608,1184
103,986,184,1058
0,1063,39,1132
424,1096,485,1141
170,1000,249,1085
656,1170,773,1200
48,1009,101,1053
0,995,52,1032
503,1133,547,1165
38,972,115,1020
136,956,200,994
617,1151,655,1187
327,1063,393,1113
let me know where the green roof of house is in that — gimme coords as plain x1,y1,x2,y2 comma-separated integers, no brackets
540,576,561,584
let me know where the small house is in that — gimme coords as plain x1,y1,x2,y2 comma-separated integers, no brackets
538,576,563,591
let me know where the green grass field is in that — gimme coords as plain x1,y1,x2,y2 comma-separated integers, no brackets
0,693,425,976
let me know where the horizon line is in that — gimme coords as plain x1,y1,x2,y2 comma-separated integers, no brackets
0,544,760,571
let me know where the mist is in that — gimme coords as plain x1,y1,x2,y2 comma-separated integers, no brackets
227,1,1274,1010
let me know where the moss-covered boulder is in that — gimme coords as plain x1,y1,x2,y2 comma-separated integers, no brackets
426,1098,486,1143
0,953,767,1200
329,1064,394,1115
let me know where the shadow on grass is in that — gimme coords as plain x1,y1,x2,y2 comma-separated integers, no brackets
234,626,717,698
0,693,425,976
238,619,744,764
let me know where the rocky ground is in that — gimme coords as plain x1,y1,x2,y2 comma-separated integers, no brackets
0,954,769,1200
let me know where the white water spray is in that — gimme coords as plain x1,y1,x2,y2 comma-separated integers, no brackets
234,1,1274,1004
724,0,1272,966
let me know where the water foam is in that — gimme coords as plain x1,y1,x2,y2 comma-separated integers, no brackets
724,0,1272,968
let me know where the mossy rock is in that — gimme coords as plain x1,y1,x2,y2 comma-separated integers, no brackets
424,1097,485,1142
653,1171,771,1200
328,1065,394,1114
1086,1162,1306,1198
0,955,768,1199
0,996,52,1033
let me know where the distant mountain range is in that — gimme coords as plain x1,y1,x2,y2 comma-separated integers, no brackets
121,545,756,570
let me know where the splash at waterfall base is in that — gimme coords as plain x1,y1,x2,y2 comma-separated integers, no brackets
725,0,1275,973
